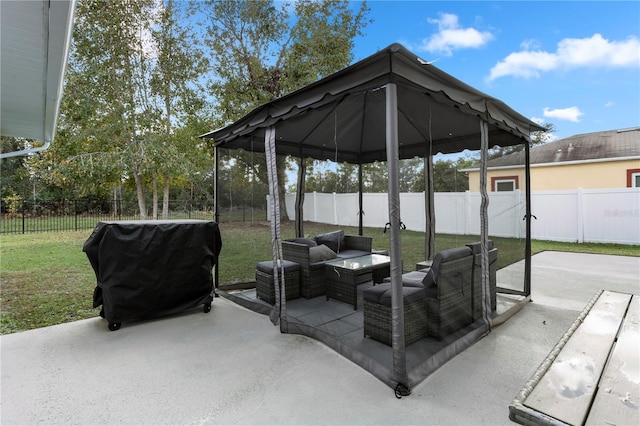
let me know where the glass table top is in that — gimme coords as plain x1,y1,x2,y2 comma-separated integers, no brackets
324,254,390,270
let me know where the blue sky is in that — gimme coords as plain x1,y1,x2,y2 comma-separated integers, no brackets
346,0,640,141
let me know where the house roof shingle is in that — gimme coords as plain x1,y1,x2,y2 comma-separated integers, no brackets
485,127,640,168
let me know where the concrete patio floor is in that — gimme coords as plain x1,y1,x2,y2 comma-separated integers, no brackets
1,251,638,425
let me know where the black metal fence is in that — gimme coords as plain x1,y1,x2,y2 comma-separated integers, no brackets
0,199,218,234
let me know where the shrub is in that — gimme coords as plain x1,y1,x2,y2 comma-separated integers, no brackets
3,194,22,218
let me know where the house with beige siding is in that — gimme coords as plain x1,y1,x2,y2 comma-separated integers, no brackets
464,127,640,192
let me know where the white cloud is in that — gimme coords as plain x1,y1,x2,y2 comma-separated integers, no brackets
604,101,615,108
557,34,640,67
543,106,584,122
419,13,494,56
489,50,558,79
520,39,542,50
489,34,640,80
531,117,545,125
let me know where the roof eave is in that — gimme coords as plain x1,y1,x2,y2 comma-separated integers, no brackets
0,0,76,158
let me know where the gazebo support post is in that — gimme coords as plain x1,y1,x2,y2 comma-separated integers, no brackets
479,120,492,325
386,83,409,394
358,163,364,236
213,146,220,296
295,156,306,238
524,141,532,296
424,155,436,260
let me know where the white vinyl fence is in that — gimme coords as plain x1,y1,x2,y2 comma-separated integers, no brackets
272,188,640,245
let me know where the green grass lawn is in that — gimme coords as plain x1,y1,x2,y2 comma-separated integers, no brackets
0,231,96,334
1,222,637,334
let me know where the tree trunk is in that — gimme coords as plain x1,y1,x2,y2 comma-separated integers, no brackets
134,163,147,220
112,187,118,218
162,175,170,219
152,170,158,220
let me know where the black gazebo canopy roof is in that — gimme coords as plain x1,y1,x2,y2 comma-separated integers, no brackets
202,43,544,164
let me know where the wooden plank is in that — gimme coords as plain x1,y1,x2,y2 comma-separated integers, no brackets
586,295,640,426
524,291,631,426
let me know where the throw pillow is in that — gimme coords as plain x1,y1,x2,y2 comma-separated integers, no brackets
290,237,317,247
309,244,337,263
315,230,345,253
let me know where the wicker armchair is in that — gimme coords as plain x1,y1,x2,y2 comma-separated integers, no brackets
466,241,498,320
363,246,477,345
363,284,428,346
282,232,372,299
423,246,475,340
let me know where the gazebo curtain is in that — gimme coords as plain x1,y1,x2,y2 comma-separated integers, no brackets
385,83,409,389
265,127,287,330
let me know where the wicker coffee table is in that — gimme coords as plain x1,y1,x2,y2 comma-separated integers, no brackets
325,254,391,310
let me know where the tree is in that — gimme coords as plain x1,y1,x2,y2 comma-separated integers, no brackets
362,162,388,192
398,158,423,192
1,137,33,203
299,160,362,193
38,0,158,217
487,122,556,159
530,122,557,145
409,157,473,192
196,0,370,220
149,0,209,219
31,0,212,219
335,163,359,193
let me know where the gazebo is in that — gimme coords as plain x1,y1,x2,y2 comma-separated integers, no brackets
202,43,544,393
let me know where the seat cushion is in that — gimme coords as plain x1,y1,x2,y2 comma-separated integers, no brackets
256,259,300,274
362,283,391,303
382,270,427,288
363,283,426,306
400,270,428,288
315,230,345,253
379,286,426,306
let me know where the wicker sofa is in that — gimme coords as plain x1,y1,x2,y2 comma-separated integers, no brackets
282,230,373,298
364,244,497,345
